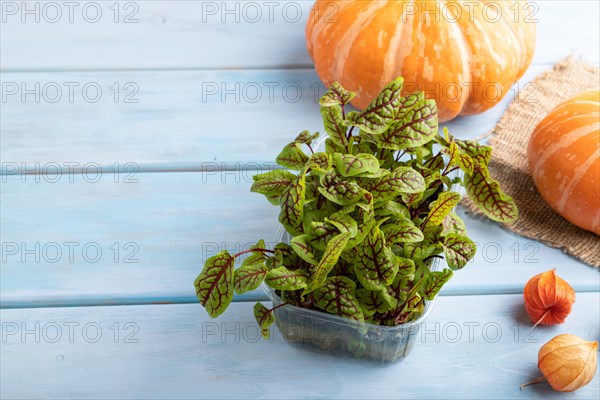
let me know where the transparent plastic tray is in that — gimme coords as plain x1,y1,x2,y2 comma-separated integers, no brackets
264,227,443,364
262,259,439,364
262,134,457,363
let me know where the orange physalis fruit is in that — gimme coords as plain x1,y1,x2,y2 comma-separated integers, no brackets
523,269,575,327
521,334,598,392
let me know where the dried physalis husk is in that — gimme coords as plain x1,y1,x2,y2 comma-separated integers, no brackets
523,269,575,327
521,334,598,392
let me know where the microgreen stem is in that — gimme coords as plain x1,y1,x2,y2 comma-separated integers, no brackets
443,166,460,176
346,126,355,142
234,248,275,258
269,302,290,313
520,376,547,390
316,195,325,210
422,255,444,263
395,150,406,162
394,275,428,323
379,148,388,160
423,151,442,168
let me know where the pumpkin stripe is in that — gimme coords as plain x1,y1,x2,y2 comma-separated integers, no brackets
559,100,600,108
538,114,599,136
335,1,388,97
311,1,364,86
342,0,400,103
442,2,471,116
380,1,412,90
307,1,353,55
557,149,600,214
493,0,525,69
537,122,600,171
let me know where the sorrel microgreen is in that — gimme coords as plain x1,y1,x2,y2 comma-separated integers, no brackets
194,78,518,338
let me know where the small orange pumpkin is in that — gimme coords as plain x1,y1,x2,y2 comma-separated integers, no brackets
527,90,600,235
306,0,536,122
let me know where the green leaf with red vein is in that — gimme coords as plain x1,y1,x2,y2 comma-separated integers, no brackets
354,227,397,290
305,232,352,292
318,170,367,206
422,191,462,233
443,141,474,175
377,93,438,150
194,251,234,318
290,234,319,265
278,173,307,236
404,242,442,261
382,217,424,243
307,152,332,172
346,216,375,250
443,234,476,270
366,166,425,200
304,174,321,201
253,302,274,339
346,78,404,134
441,211,467,236
456,140,492,166
233,252,268,294
273,242,293,264
376,201,410,219
294,130,319,145
325,137,347,154
389,272,409,304
465,164,518,223
321,105,349,149
422,269,453,300
265,266,309,290
355,288,397,316
326,212,358,237
272,242,304,271
319,82,355,107
395,256,416,280
332,153,379,177
313,276,364,322
307,220,339,251
423,153,446,172
251,170,296,205
276,143,309,171
400,292,422,316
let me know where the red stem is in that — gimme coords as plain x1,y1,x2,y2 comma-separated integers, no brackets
269,302,289,313
234,248,275,258
346,126,355,143
443,166,460,176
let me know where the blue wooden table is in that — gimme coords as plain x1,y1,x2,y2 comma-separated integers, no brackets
1,1,599,398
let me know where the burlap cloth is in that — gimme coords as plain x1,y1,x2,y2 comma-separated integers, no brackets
461,56,600,268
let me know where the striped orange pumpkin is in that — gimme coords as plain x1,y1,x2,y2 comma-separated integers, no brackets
306,0,536,122
527,90,600,235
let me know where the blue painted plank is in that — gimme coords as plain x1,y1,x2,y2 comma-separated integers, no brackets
1,1,314,71
0,171,279,307
1,171,598,308
1,1,598,70
1,64,553,171
1,293,598,399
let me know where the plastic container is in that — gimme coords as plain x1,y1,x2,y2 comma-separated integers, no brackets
263,227,444,364
262,259,440,364
262,134,457,363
